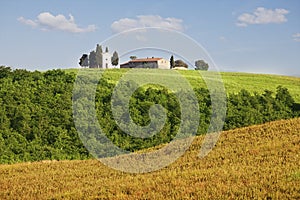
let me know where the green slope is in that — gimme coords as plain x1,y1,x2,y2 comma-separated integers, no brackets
0,67,298,165
65,68,300,102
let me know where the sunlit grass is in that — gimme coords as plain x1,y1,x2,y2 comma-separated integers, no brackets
66,68,300,102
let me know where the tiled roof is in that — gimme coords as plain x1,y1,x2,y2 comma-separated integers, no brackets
120,57,164,66
129,58,163,62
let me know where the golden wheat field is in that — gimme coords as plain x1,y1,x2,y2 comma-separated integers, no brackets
0,118,299,200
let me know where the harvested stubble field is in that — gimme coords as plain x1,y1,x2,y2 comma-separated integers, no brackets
0,118,299,199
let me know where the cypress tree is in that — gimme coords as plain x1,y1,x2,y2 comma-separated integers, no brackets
89,51,97,68
111,51,119,66
96,44,103,68
170,55,174,68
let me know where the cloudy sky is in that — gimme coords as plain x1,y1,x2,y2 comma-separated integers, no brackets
0,0,299,76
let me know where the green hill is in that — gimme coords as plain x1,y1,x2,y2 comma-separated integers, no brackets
0,118,299,199
0,67,299,199
65,68,300,102
0,66,299,164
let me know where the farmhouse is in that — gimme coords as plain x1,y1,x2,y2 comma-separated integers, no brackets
120,57,170,69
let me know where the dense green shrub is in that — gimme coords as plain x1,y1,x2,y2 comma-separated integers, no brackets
0,66,298,163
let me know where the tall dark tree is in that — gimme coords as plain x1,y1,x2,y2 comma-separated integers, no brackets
79,54,89,67
170,55,175,69
195,60,209,70
96,44,103,68
111,51,119,66
89,51,97,68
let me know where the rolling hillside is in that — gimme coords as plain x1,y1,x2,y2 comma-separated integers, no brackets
0,67,299,165
66,68,300,102
0,118,299,199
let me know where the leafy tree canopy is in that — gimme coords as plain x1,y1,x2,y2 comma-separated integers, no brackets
195,60,209,70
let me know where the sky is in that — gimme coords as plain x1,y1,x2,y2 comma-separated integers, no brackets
0,0,300,76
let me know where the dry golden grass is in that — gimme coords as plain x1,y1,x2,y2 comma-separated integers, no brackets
0,118,299,199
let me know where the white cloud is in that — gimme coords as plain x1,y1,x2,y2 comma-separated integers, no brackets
111,15,184,32
236,7,289,27
292,33,300,42
18,17,38,27
18,12,96,33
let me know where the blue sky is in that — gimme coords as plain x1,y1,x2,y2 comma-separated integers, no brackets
0,0,299,76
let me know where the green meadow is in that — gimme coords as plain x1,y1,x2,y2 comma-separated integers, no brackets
66,68,300,102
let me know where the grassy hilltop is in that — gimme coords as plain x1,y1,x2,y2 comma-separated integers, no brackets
66,68,300,102
0,118,299,199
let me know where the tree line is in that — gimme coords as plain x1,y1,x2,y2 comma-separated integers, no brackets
169,55,209,70
0,66,299,163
